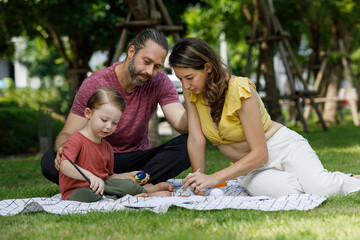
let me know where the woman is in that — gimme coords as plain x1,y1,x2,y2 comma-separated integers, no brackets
169,37,360,197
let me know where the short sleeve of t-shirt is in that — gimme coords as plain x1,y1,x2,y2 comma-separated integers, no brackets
156,74,180,107
225,77,255,116
60,133,81,163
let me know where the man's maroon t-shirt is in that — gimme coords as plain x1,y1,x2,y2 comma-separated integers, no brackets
70,62,180,153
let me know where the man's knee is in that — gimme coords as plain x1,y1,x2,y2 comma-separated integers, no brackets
40,149,59,184
167,134,188,147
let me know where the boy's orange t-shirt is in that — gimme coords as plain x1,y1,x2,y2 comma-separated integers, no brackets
59,132,114,200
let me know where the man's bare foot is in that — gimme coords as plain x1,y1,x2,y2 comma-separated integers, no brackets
352,175,360,179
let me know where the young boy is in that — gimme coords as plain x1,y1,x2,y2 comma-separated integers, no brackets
59,87,173,202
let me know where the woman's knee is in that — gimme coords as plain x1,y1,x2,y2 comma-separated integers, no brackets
241,170,304,197
301,172,343,196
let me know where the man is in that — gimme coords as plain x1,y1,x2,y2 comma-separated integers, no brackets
41,29,190,184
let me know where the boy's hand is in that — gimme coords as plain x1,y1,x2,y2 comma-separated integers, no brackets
88,174,105,195
129,171,150,185
107,171,150,185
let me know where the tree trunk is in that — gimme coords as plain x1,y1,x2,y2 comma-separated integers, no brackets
149,113,161,147
257,0,284,123
322,63,342,125
322,17,350,125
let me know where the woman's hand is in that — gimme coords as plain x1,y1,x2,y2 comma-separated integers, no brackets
88,174,105,195
182,171,218,194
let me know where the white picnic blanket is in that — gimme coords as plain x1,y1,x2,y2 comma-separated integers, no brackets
0,179,327,216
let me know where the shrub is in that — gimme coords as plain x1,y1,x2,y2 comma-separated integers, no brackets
0,107,64,155
0,86,73,115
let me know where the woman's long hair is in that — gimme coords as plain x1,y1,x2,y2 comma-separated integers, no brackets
169,38,232,125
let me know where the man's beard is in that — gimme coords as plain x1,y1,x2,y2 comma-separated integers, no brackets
128,56,153,86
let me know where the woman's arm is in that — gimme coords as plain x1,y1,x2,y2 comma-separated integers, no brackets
184,84,268,193
211,85,268,182
183,87,207,173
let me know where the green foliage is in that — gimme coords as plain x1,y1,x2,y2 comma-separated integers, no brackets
0,107,64,155
15,37,67,81
327,52,344,66
183,0,252,75
181,0,360,81
0,0,129,57
0,107,39,155
0,87,66,155
0,106,64,155
0,86,71,115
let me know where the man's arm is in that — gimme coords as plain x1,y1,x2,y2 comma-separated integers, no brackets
54,113,87,171
161,102,188,134
54,113,87,152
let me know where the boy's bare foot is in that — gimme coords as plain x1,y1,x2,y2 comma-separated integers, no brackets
143,182,174,193
135,193,149,197
157,182,174,192
147,191,172,197
352,175,360,179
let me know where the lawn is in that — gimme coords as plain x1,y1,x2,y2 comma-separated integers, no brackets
1,120,360,239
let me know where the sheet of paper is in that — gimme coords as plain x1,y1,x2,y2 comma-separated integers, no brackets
123,196,204,208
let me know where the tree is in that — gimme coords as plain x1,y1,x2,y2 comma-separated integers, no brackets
293,0,360,125
183,0,360,126
1,0,129,95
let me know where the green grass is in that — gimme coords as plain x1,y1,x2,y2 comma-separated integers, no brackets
2,119,360,239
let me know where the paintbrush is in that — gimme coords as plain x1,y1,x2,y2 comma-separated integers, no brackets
63,153,109,201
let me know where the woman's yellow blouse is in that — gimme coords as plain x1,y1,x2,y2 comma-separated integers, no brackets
189,77,272,145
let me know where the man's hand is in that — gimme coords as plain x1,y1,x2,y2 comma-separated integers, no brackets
55,147,63,171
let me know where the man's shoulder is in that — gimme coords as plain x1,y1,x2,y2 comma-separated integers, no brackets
79,64,118,91
149,71,172,86
87,64,116,80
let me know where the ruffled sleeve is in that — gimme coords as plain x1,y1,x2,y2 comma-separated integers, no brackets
225,77,256,116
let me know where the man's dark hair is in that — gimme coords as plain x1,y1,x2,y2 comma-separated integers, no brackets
130,29,168,54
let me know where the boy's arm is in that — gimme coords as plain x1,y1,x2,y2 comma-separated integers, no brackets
59,160,105,195
108,171,149,185
108,171,139,180
59,160,94,181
